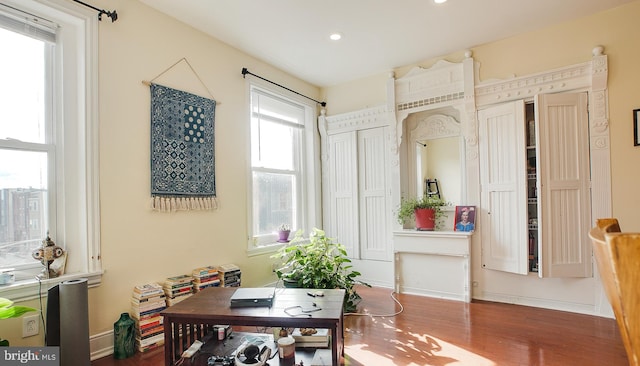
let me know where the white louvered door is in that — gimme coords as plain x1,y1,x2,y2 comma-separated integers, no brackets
479,100,529,275
537,92,591,278
358,127,389,261
326,127,390,261
479,93,591,278
327,131,359,257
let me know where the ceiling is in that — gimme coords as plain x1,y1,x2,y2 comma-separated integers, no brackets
139,0,633,88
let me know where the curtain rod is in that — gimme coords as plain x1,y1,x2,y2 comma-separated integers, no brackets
72,0,117,22
241,68,326,107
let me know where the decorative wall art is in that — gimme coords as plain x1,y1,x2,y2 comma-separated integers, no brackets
454,205,476,232
150,83,217,211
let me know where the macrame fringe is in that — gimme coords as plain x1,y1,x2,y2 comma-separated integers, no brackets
150,196,218,212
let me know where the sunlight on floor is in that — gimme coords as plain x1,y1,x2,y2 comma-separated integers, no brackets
345,334,496,366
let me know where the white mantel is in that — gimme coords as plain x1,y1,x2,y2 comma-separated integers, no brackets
393,230,473,302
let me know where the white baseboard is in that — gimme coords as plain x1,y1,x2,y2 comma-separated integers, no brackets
399,286,467,302
90,329,114,360
475,290,604,317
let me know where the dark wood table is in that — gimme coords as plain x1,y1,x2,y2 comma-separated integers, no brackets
160,287,345,366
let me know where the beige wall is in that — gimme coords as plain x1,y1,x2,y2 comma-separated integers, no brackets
89,0,320,335
323,1,640,234
473,3,640,234
87,0,319,340
5,0,321,347
320,0,640,318
6,0,640,349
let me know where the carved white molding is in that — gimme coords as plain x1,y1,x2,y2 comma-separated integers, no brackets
387,55,478,210
321,104,391,135
396,60,466,107
391,57,477,147
474,48,611,222
394,61,467,124
410,114,461,141
589,53,610,156
475,62,593,107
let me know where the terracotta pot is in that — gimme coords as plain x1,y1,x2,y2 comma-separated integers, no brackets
414,208,436,231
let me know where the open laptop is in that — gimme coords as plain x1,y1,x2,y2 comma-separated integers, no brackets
229,287,275,308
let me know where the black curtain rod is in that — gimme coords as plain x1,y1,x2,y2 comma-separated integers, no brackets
241,68,326,107
72,0,117,22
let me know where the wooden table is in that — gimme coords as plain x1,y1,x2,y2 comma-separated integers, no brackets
160,287,345,366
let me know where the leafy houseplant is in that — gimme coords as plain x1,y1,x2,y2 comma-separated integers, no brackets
271,228,370,312
397,195,450,231
0,297,37,346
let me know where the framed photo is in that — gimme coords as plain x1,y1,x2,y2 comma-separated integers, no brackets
454,206,476,232
635,109,640,146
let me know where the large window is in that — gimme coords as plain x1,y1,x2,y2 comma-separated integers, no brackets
0,0,100,298
0,16,52,269
248,82,319,248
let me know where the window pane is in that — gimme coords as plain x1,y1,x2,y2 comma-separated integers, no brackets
0,27,46,143
0,149,48,267
252,91,304,126
251,118,295,170
253,172,296,236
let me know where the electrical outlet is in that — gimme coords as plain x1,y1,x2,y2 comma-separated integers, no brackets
22,314,39,338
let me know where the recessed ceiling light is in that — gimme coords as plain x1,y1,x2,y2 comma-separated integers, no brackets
329,33,342,41
434,0,447,3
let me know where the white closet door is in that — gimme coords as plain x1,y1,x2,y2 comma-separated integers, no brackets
537,92,591,278
328,132,359,258
479,100,528,275
358,127,389,261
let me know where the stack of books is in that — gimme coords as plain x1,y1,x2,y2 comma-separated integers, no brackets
291,328,329,348
217,263,241,287
191,265,221,292
163,274,194,306
131,283,166,352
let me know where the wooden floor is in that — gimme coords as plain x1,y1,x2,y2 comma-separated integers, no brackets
92,285,628,366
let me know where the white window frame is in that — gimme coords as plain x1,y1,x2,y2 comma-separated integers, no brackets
0,0,101,301
245,77,321,255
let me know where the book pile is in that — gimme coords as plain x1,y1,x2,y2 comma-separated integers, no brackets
192,265,221,292
291,328,329,348
217,263,241,287
163,274,194,306
131,283,166,352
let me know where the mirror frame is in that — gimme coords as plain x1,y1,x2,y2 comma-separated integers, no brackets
407,113,464,204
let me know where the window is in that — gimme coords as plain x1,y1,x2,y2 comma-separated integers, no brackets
0,0,100,298
0,21,51,269
247,81,319,249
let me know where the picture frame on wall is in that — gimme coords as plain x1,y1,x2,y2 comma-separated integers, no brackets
635,109,640,146
454,205,476,232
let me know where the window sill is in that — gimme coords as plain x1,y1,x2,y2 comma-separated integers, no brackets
0,271,103,302
247,242,287,257
247,237,310,257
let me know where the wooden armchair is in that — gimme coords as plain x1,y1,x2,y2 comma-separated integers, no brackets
589,218,640,365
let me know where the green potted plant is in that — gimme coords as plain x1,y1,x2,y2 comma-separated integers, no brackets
271,228,370,312
0,297,37,346
397,195,450,231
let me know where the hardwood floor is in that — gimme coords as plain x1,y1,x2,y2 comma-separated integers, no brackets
91,285,628,366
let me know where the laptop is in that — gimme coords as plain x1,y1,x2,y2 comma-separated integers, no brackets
229,287,275,308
